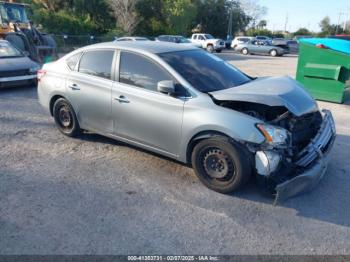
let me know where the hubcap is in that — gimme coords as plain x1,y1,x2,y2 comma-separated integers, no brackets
58,106,72,127
202,148,234,179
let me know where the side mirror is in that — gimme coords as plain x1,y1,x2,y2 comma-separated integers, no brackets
157,80,175,95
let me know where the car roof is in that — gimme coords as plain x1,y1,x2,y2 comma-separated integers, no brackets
82,41,198,54
117,37,148,40
159,35,183,37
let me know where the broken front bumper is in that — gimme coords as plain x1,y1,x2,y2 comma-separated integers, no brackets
274,110,336,204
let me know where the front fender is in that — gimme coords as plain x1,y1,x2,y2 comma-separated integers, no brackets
179,98,265,163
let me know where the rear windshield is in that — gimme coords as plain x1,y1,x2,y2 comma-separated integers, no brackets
159,50,251,93
0,42,22,58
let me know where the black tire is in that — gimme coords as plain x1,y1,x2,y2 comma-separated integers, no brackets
42,34,59,60
53,98,81,137
6,32,40,63
206,44,214,53
5,33,25,51
191,136,252,194
241,48,249,55
216,49,222,53
270,49,278,57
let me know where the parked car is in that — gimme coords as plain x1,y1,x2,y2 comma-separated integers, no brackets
156,35,202,48
114,37,150,42
0,40,40,89
225,35,233,49
286,40,299,54
231,36,255,49
38,41,336,202
235,40,285,56
255,36,271,41
190,33,225,53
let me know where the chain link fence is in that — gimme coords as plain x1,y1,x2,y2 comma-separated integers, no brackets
51,35,116,54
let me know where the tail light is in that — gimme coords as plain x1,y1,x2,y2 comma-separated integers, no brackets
37,69,47,81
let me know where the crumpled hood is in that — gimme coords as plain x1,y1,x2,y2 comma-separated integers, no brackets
209,76,318,117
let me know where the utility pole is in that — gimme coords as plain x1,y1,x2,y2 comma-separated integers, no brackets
336,12,343,35
227,10,233,39
284,13,289,33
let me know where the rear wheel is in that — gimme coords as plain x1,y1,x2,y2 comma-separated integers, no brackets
241,48,249,55
53,98,81,137
191,136,251,194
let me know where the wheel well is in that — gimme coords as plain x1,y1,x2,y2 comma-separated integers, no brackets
49,95,64,116
186,131,230,165
207,43,213,47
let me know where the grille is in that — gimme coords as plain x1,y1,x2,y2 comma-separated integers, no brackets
295,110,336,167
289,111,323,152
0,69,30,78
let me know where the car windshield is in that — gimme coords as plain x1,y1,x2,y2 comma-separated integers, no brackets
1,4,28,23
0,42,23,58
159,50,251,93
204,34,214,39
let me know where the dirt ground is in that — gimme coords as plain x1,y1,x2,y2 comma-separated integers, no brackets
1,51,350,255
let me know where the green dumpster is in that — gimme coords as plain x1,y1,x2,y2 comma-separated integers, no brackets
296,38,350,103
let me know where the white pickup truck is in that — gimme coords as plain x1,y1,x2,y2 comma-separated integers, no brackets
190,34,225,53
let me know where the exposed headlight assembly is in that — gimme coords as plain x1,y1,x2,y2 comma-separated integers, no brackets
256,124,289,145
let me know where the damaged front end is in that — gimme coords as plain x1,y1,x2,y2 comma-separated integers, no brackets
213,97,336,203
209,76,336,203
253,109,336,204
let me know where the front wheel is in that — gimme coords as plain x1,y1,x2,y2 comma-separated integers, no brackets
241,48,249,55
191,136,251,194
206,45,214,53
53,98,81,137
270,49,278,57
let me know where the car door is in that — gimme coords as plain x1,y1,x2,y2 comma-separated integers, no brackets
112,51,185,157
260,41,272,54
65,49,116,133
248,41,259,54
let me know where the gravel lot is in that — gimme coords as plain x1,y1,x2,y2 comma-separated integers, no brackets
1,51,350,255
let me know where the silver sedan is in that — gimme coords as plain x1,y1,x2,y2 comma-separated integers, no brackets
38,41,335,202
236,40,285,57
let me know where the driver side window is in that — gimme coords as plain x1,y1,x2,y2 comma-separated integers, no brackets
119,51,173,92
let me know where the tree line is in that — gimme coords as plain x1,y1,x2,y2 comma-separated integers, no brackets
21,0,266,38
22,1,349,38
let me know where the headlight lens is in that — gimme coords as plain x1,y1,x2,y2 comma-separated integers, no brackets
256,124,289,144
29,65,41,74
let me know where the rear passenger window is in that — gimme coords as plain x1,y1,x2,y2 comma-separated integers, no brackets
66,52,82,70
78,50,114,80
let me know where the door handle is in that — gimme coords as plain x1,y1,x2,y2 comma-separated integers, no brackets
114,95,130,103
68,84,80,91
